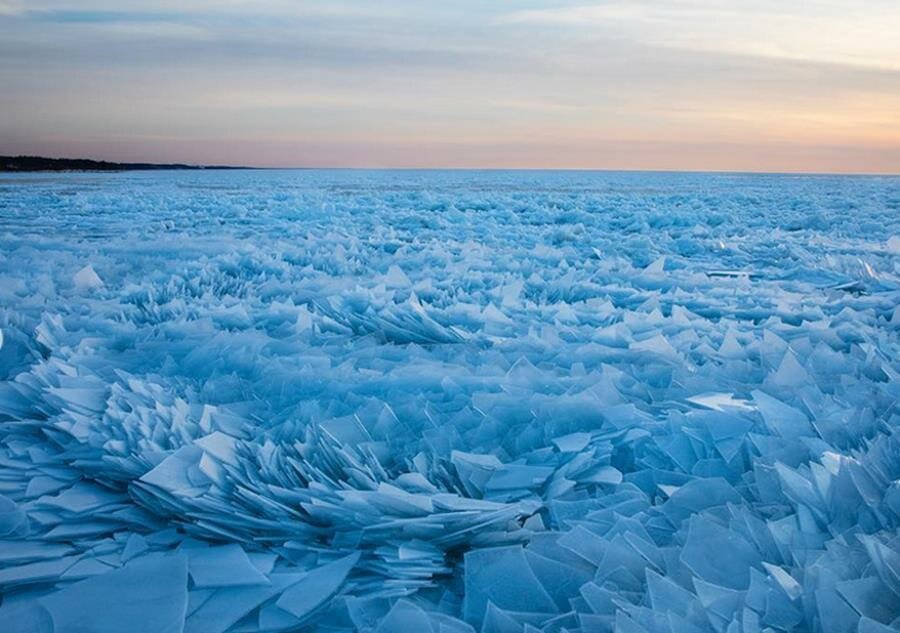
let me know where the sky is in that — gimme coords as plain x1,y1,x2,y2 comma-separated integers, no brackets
1,1,899,172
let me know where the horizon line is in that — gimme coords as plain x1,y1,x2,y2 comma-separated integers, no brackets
2,155,898,178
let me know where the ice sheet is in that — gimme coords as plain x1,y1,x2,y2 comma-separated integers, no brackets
0,169,898,632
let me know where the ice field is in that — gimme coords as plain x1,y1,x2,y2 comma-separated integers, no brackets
0,169,899,633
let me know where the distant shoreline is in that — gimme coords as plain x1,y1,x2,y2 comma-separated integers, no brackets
0,156,249,172
1,156,896,176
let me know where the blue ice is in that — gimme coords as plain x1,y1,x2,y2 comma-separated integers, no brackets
0,169,898,632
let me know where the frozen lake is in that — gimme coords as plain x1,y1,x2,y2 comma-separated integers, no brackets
1,170,899,632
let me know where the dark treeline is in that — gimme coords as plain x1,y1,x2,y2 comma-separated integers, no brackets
0,156,247,172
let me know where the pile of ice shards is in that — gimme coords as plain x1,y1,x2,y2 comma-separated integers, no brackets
0,170,898,632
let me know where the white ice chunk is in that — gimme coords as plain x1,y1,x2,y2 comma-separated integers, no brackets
73,265,103,290
384,265,411,288
687,392,755,412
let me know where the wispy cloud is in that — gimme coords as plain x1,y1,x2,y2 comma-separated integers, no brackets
0,0,23,15
12,1,404,21
28,9,185,23
500,1,900,71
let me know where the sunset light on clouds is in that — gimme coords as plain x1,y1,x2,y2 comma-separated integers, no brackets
1,1,898,172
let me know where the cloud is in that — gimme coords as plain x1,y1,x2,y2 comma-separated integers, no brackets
10,1,405,21
499,1,900,71
28,9,185,23
0,0,23,15
1,1,898,172
0,2,500,69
